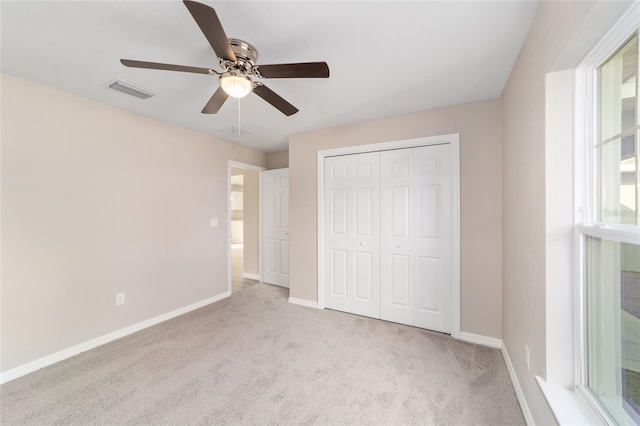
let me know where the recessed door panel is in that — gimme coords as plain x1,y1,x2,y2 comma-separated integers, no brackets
417,256,440,312
265,238,277,274
265,174,276,188
355,251,373,301
264,194,276,228
331,250,348,297
331,189,348,235
420,185,440,239
281,240,290,276
355,188,372,236
281,193,289,229
417,157,440,176
355,162,373,179
332,164,348,180
391,186,410,238
390,254,410,307
391,158,410,177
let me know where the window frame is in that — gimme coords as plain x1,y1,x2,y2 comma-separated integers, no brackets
575,7,640,424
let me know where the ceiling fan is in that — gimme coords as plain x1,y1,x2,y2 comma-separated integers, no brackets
120,0,329,116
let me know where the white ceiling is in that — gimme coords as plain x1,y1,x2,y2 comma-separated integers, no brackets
1,1,539,152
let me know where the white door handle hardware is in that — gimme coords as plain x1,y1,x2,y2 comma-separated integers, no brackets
397,244,401,248
360,242,365,246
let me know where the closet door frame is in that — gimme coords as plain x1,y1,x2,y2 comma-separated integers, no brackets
316,134,461,339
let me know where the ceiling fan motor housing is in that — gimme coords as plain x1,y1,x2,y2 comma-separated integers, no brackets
221,38,259,74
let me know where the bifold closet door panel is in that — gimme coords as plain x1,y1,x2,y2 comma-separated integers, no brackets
412,144,451,333
380,144,451,332
380,148,414,326
324,152,381,319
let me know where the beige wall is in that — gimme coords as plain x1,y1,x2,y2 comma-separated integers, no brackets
501,1,631,424
266,150,289,169
1,74,267,372
289,99,503,339
241,169,260,276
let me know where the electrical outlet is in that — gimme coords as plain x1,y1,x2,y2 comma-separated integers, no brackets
116,293,125,306
525,345,530,371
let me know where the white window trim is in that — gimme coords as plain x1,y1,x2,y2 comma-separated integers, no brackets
540,67,604,425
569,4,640,425
540,3,640,425
577,224,640,246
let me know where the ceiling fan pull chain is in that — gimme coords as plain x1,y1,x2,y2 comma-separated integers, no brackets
237,98,242,143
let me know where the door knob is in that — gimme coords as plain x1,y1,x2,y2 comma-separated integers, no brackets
360,242,365,246
397,244,402,248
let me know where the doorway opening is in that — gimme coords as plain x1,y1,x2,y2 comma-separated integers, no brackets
228,162,264,294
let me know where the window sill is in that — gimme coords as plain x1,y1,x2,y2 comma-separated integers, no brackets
536,377,605,425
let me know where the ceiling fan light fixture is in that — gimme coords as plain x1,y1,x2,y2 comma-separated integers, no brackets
220,72,252,98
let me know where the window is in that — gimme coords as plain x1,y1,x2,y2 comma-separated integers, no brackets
599,34,638,226
579,29,640,425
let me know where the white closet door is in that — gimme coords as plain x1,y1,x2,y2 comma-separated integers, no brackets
262,168,290,288
324,152,381,318
412,144,451,332
380,148,414,326
380,145,451,332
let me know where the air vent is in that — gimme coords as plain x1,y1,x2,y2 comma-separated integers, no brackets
219,126,252,137
105,79,155,100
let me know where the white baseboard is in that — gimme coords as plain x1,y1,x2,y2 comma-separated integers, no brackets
458,331,502,349
457,333,533,424
0,291,231,385
502,345,535,426
242,273,260,280
288,297,319,309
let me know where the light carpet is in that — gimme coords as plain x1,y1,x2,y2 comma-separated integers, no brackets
1,283,525,425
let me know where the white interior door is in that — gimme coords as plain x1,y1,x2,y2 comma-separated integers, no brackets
262,168,290,288
324,152,381,318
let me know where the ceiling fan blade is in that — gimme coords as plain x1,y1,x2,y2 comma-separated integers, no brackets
121,59,213,75
253,83,299,116
202,87,229,114
183,0,236,63
256,62,330,79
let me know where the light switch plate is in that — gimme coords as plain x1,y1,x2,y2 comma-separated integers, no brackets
210,218,218,227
